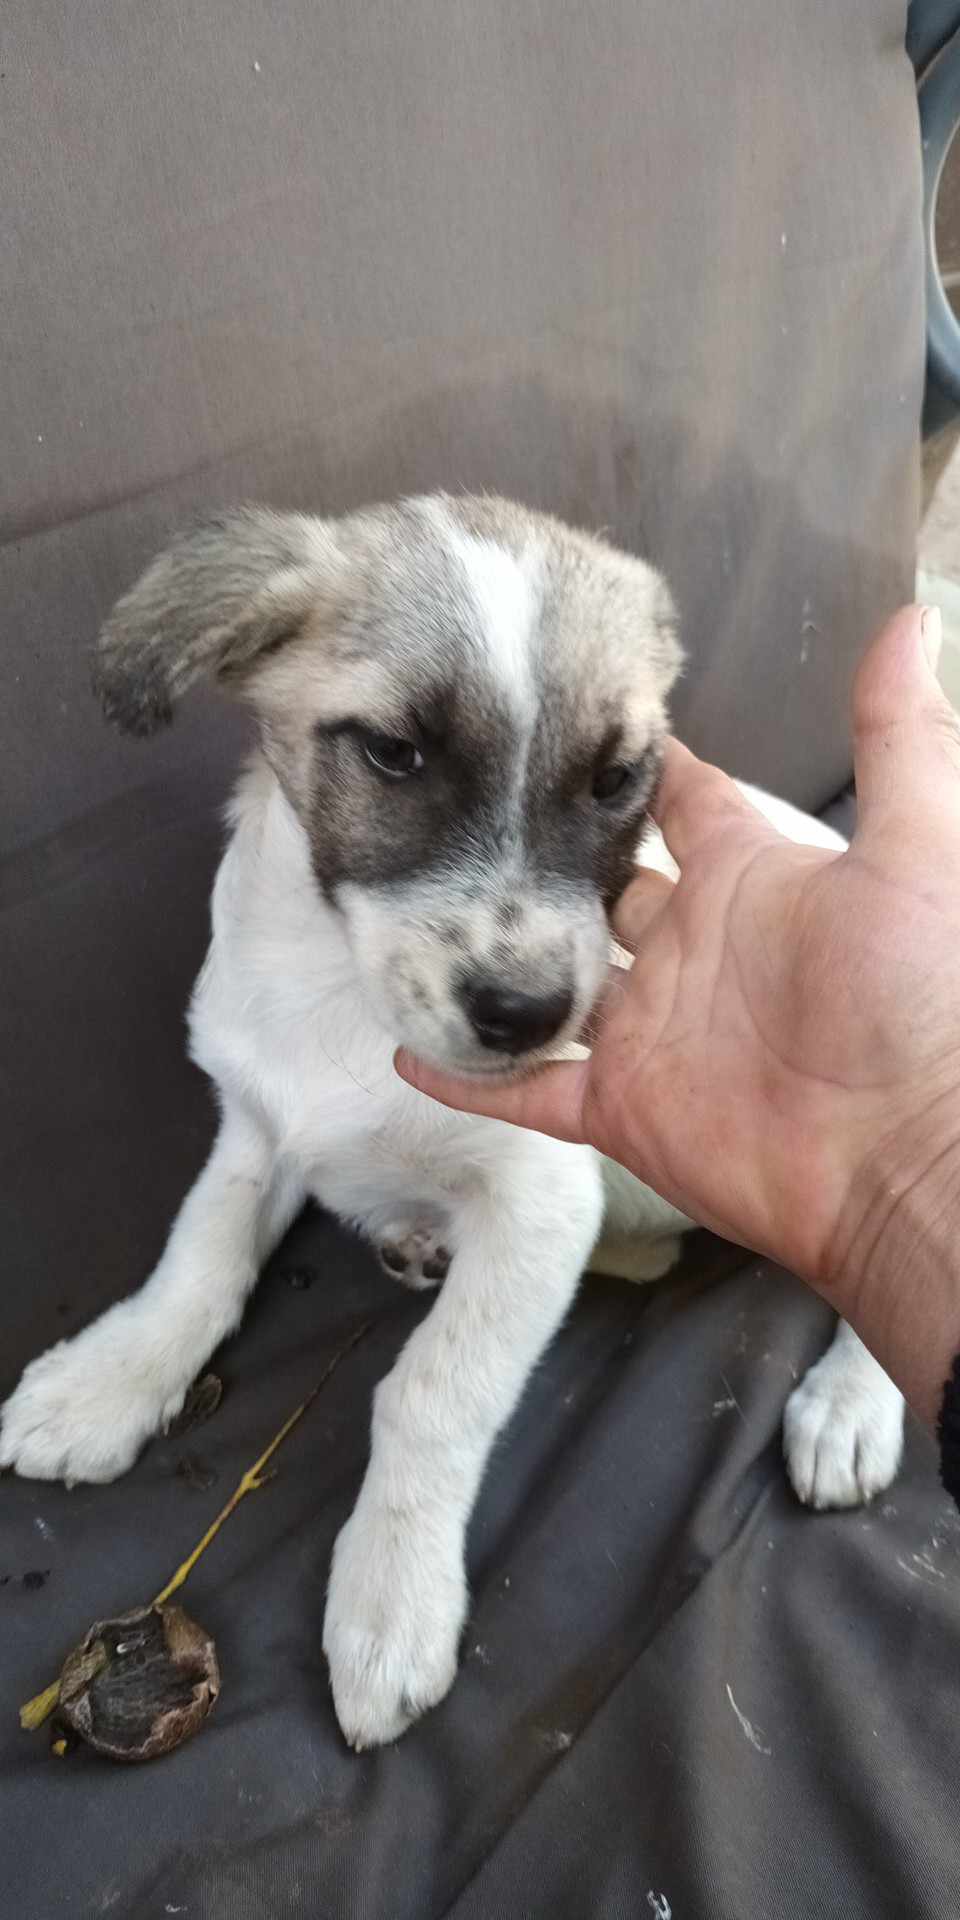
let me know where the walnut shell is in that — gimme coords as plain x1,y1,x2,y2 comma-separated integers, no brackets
55,1603,219,1762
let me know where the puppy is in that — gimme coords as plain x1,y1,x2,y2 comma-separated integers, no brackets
0,495,904,1748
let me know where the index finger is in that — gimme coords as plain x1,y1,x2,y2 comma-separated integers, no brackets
652,737,765,866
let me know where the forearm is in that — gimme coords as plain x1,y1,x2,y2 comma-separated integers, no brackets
823,1115,960,1428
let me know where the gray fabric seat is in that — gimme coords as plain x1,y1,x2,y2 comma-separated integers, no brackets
3,6,955,1916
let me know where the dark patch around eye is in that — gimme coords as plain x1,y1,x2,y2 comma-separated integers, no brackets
594,739,667,911
306,693,519,899
635,738,665,808
303,665,668,915
596,722,625,765
362,731,423,777
591,730,660,794
592,762,634,803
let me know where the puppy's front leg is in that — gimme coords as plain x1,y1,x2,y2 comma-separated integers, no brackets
1,1103,302,1485
784,1317,904,1509
323,1143,603,1749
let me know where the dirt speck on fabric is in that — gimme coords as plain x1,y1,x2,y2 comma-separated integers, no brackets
538,1728,573,1754
282,1266,316,1291
175,1453,218,1493
168,1373,223,1435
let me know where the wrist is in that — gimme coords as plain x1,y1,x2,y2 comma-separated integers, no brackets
822,1094,960,1425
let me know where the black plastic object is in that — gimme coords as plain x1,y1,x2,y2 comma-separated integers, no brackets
909,0,960,77
915,10,960,431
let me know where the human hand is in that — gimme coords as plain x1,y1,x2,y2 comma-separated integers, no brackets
398,606,960,1417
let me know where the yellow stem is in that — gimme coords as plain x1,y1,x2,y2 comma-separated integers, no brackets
20,1682,63,1733
19,1319,372,1733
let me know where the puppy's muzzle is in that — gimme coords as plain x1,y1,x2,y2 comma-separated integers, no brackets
462,978,573,1056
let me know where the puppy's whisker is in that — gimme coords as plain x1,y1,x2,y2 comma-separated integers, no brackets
317,1031,379,1099
578,976,631,1047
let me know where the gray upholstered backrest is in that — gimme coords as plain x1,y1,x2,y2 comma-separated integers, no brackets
0,0,920,864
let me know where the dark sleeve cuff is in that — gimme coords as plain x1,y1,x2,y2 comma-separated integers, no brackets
938,1352,960,1506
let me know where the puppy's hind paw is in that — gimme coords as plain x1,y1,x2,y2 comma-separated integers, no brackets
588,1232,682,1285
376,1221,452,1292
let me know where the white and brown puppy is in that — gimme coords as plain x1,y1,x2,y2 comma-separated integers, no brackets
0,495,903,1748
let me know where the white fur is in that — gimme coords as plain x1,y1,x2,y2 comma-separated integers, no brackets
438,512,542,731
0,547,904,1747
1,773,604,1745
782,1319,906,1509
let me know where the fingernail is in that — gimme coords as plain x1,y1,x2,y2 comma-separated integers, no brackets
922,605,943,672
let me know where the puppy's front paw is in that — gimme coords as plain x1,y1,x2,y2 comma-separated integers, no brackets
783,1351,904,1510
0,1310,187,1485
323,1497,466,1749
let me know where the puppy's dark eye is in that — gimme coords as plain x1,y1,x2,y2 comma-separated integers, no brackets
361,731,424,779
592,762,635,804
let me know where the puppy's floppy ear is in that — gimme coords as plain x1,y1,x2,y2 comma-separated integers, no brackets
93,507,342,737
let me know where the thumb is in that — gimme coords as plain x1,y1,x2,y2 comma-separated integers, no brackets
394,1048,591,1143
852,604,960,844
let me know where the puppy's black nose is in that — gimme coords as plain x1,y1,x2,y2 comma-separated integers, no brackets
464,980,574,1055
